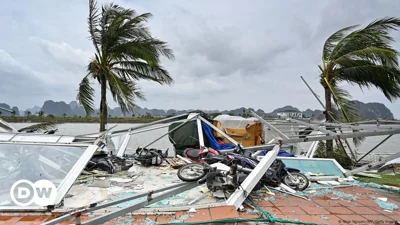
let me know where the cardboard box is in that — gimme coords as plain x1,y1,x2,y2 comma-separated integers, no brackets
213,121,263,147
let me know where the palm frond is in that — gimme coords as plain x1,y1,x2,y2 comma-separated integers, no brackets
88,0,101,56
331,85,359,119
111,38,175,62
336,64,400,101
18,121,62,133
336,47,399,69
83,1,174,122
323,25,359,61
112,61,173,84
331,85,365,146
106,69,145,114
77,75,95,116
329,17,400,62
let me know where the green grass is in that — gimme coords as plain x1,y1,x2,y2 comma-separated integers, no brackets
356,173,400,187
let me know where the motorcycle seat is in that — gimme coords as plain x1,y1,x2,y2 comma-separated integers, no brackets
209,155,226,160
185,149,201,158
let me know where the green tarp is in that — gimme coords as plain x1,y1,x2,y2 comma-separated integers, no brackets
168,121,210,155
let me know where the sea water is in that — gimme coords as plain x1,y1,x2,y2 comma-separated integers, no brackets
9,122,400,160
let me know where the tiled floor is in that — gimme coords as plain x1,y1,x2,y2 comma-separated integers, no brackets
0,186,399,224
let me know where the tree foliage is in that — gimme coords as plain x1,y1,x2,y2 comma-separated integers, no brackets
77,0,174,131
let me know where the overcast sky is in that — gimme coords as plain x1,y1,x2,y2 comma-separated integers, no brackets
1,0,400,117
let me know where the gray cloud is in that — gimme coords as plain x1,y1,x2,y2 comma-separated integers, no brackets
1,0,400,118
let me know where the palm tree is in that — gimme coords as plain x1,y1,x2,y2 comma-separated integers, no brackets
63,113,67,118
77,0,175,131
38,111,44,117
11,110,16,117
319,17,400,158
25,111,32,117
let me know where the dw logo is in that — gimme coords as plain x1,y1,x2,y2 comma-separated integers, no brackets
10,180,57,207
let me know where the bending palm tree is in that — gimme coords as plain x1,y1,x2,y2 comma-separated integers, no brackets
78,0,175,131
320,17,400,158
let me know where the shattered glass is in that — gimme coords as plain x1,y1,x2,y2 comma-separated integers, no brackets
281,158,345,177
0,143,86,207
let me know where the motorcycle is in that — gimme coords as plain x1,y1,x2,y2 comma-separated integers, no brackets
194,160,264,193
177,146,309,191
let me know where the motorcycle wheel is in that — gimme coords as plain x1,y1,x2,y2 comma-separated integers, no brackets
282,172,310,191
177,163,206,182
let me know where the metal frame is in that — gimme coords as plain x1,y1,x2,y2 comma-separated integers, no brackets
196,118,205,147
284,117,336,136
142,114,199,149
115,132,132,157
54,145,99,206
198,116,240,146
0,118,18,132
226,145,280,209
82,182,198,225
0,143,99,211
110,113,189,136
128,119,186,136
42,182,194,225
345,151,400,177
356,134,393,162
0,106,13,113
276,156,348,174
250,111,289,140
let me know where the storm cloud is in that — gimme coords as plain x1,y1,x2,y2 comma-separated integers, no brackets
1,0,400,117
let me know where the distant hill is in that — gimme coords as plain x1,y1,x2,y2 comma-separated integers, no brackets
0,100,395,120
353,100,394,120
0,103,20,116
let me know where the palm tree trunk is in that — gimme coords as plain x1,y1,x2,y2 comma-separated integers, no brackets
100,76,107,132
325,87,334,158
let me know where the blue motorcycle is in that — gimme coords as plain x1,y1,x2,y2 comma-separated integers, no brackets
177,147,310,191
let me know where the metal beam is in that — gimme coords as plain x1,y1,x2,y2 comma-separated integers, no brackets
242,128,400,149
110,113,189,135
196,118,205,147
300,76,357,160
300,76,325,109
198,116,240,146
116,133,133,157
0,106,13,113
106,119,186,138
281,129,400,144
42,183,191,225
142,114,198,148
55,145,99,206
345,151,400,177
250,111,289,140
82,182,199,225
356,134,393,163
226,145,280,209
284,117,336,136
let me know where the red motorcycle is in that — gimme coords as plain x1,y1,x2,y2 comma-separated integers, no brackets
183,147,221,163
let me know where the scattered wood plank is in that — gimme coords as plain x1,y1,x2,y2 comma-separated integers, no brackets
166,158,187,169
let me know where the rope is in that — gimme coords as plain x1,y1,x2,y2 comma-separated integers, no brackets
158,196,327,225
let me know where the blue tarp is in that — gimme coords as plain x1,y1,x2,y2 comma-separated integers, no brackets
259,149,295,157
200,122,234,150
